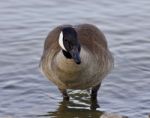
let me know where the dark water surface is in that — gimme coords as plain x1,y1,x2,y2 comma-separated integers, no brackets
0,0,150,118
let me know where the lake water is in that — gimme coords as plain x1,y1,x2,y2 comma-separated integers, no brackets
0,0,150,118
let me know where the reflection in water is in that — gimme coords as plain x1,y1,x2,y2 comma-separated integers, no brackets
46,100,103,118
38,91,128,118
38,100,128,118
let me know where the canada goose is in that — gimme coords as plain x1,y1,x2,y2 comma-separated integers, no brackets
40,24,113,101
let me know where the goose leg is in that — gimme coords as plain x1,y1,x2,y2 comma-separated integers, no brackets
91,83,101,100
90,83,101,109
59,88,69,101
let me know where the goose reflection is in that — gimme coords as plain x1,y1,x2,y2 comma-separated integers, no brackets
41,100,103,118
38,91,128,118
39,100,127,118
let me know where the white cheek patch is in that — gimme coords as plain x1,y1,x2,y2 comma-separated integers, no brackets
58,32,67,51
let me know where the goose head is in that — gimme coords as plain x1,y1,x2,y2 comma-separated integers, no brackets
58,27,81,64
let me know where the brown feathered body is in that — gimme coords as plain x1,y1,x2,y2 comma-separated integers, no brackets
40,24,113,90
